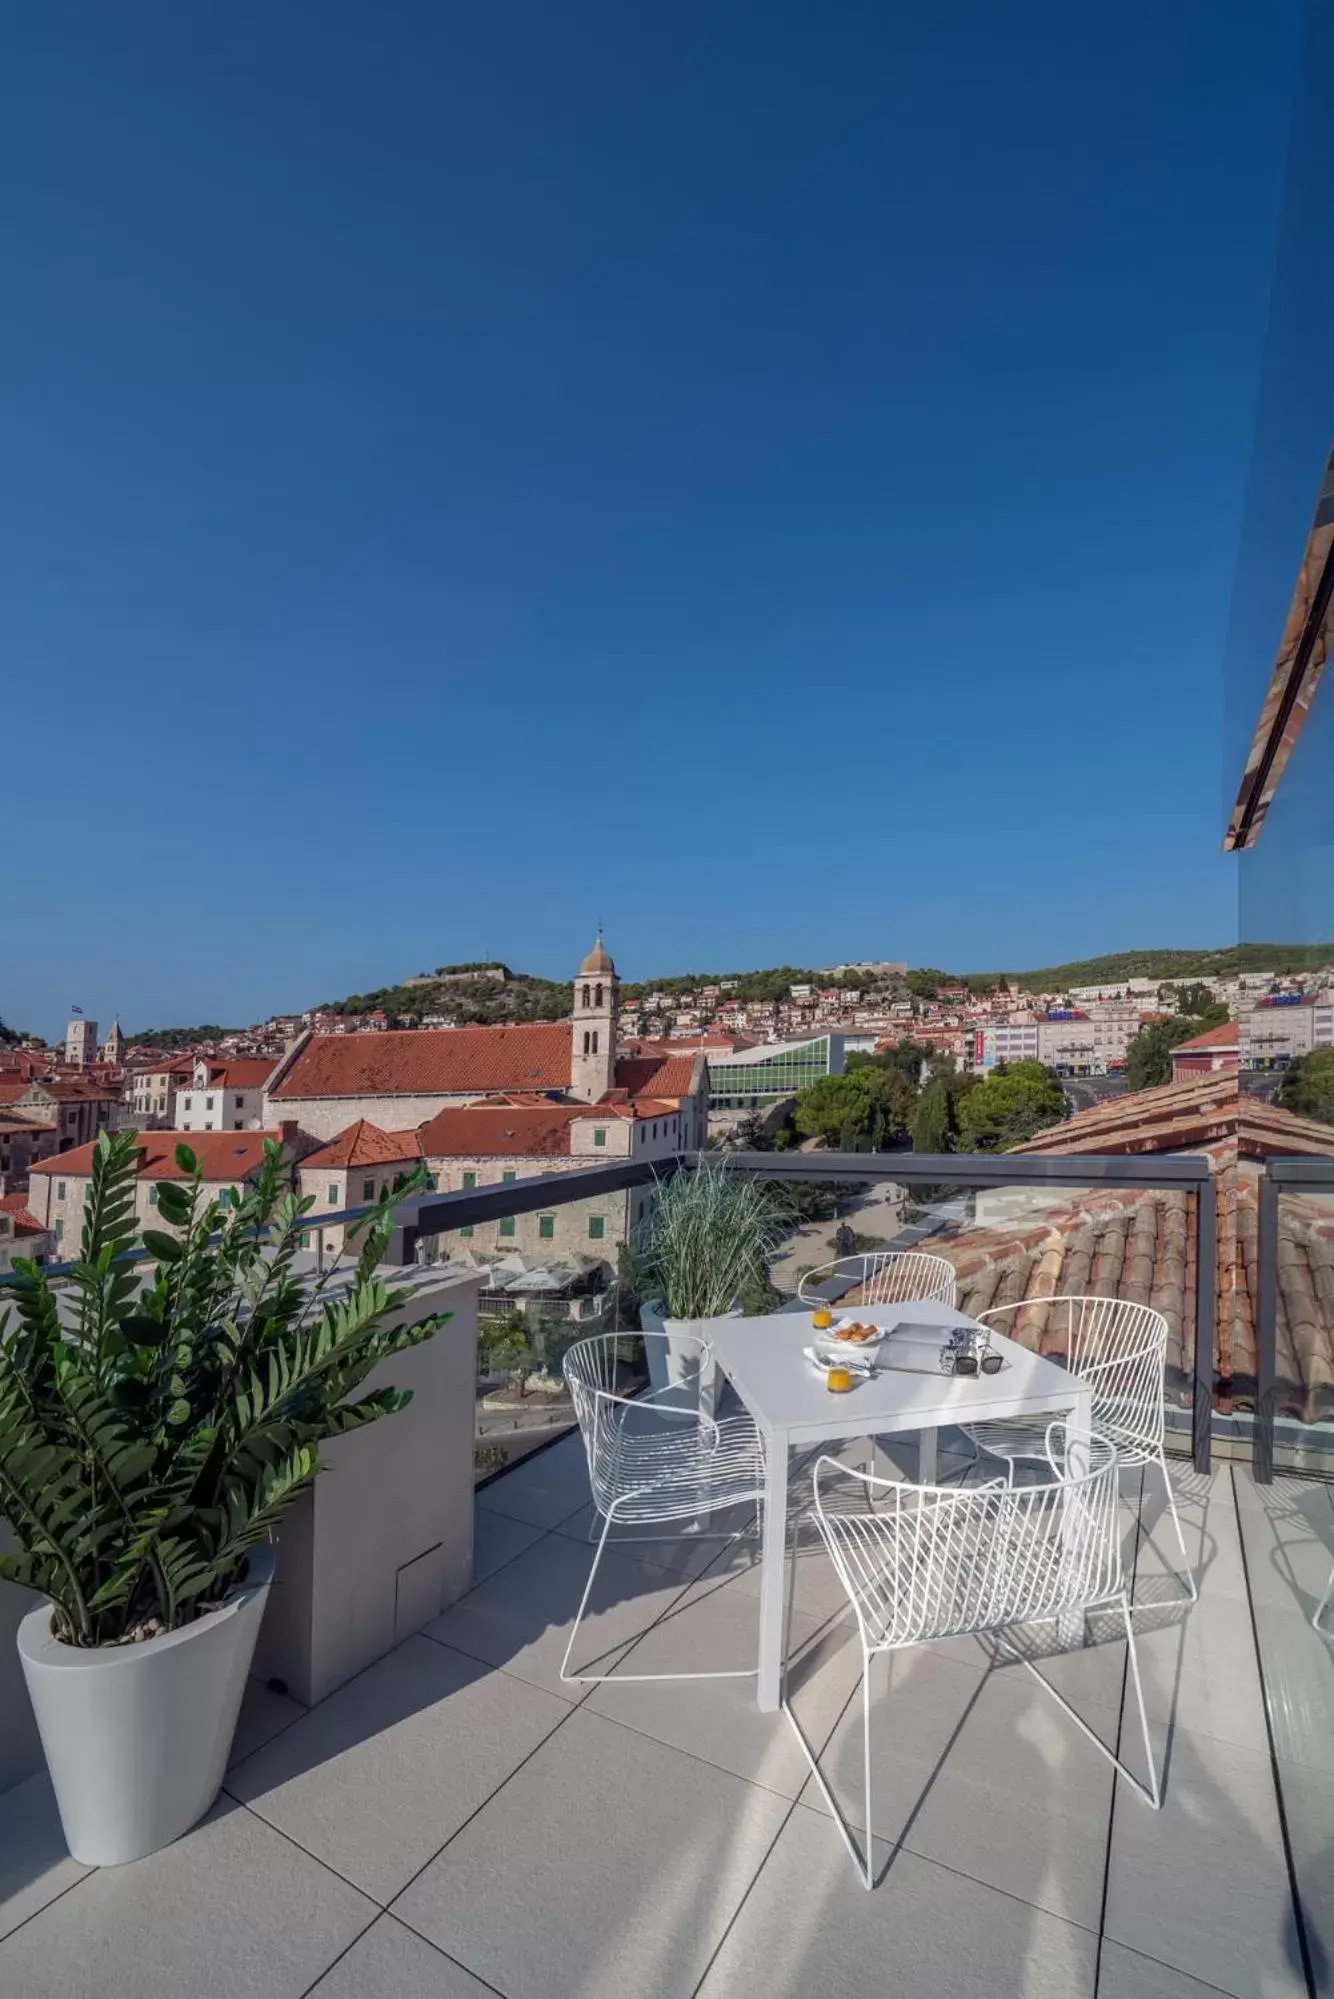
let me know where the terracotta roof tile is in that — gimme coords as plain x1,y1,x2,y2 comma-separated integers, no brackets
31,1131,287,1182
416,1104,586,1159
194,1058,277,1090
271,1026,573,1100
0,1193,45,1235
300,1120,423,1170
1172,1021,1239,1053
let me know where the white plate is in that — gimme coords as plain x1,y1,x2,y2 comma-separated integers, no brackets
817,1319,888,1354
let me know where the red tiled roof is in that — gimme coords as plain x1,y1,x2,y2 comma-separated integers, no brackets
270,1028,699,1109
300,1120,423,1170
20,1077,121,1103
194,1058,276,1090
1172,1021,1239,1053
271,1026,573,1100
0,1192,46,1236
31,1131,287,1182
613,1054,698,1101
1011,1072,1332,1161
417,1104,592,1159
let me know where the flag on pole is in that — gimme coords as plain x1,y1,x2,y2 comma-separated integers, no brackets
70,1004,83,1016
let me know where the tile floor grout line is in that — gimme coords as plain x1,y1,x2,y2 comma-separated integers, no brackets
0,1865,96,1952
385,1537,721,1913
1099,1933,1253,1999
293,1907,383,1999
1092,1465,1145,1997
1231,1460,1319,1999
786,1785,1111,1942
468,1522,556,1593
687,1792,804,1997
224,1791,396,1907
296,1908,512,1999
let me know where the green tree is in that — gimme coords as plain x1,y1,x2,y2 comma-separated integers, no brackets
794,1066,916,1149
1173,982,1217,1018
1276,1049,1334,1125
478,1312,536,1395
955,1061,1066,1151
1124,1013,1223,1090
911,1078,953,1153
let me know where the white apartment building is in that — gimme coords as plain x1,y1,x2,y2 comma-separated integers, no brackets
1240,1000,1316,1068
1036,1017,1099,1074
177,1058,275,1133
974,1022,1040,1072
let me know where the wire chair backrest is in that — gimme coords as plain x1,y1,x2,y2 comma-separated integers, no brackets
797,1250,958,1309
977,1295,1168,1462
810,1430,1122,1650
562,1331,714,1514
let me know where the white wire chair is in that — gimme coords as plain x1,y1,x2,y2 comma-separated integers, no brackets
786,1428,1160,1887
963,1296,1196,1603
796,1250,958,1310
559,1329,766,1686
1315,1565,1334,1634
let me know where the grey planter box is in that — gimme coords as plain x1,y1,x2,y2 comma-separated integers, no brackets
251,1268,481,1705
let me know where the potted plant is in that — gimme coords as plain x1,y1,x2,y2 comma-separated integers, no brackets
635,1161,787,1407
0,1129,448,1867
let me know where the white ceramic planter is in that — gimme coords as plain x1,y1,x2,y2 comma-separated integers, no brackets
639,1301,740,1420
17,1543,274,1866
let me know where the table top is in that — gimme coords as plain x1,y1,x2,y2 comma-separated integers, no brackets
708,1298,1089,1445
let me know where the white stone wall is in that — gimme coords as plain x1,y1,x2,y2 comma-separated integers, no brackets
263,1091,486,1140
30,1171,259,1253
178,1084,265,1132
417,1152,642,1266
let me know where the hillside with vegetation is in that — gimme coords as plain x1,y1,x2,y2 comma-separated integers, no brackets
127,1024,235,1050
320,970,570,1026
311,940,1332,1027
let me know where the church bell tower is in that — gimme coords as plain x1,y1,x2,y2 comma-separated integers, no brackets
571,933,618,1102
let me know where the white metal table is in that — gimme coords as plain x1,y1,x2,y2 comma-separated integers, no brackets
707,1299,1093,1712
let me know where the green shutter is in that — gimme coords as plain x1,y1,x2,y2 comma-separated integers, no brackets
539,1214,554,1240
588,1215,605,1241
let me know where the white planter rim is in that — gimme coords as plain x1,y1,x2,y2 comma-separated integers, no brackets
18,1542,275,1676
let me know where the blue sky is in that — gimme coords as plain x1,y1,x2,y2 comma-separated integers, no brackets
3,2,1307,1034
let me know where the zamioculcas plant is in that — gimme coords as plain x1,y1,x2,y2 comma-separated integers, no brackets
0,1128,448,1647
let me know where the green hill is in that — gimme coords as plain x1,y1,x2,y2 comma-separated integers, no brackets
312,941,1333,1026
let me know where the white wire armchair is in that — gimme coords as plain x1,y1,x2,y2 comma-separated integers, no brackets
796,1249,958,1310
787,1429,1160,1887
963,1296,1196,1602
559,1329,766,1686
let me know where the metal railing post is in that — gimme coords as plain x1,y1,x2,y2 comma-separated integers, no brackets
1192,1169,1215,1475
1254,1167,1279,1485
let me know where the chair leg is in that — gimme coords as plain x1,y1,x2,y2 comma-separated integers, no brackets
560,1496,762,1686
1314,1564,1334,1635
560,1502,617,1683
781,1646,879,1889
1155,1454,1198,1602
1009,1593,1161,1810
1120,1593,1161,1810
861,1659,875,1890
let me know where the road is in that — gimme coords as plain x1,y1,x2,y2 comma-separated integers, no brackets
1061,1075,1130,1117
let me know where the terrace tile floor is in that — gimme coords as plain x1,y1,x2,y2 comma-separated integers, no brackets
0,1431,1331,1998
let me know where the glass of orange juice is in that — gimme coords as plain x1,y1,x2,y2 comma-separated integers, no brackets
812,1306,833,1331
826,1366,854,1393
